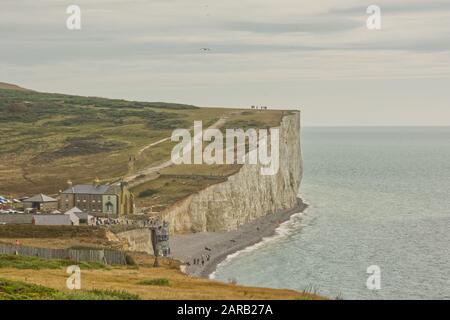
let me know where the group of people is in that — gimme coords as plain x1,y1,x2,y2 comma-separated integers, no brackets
191,253,211,267
94,217,120,226
93,216,161,228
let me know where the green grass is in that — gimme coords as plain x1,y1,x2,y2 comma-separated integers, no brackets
224,119,267,130
0,87,223,196
0,254,106,270
0,225,107,239
138,278,170,286
131,163,243,209
131,174,227,210
70,289,140,300
0,278,140,300
138,189,158,198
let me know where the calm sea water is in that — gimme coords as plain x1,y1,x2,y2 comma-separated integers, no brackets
212,127,450,299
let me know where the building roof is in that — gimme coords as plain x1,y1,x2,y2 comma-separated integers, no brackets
74,212,90,220
64,207,90,221
33,214,72,226
64,207,83,215
67,213,80,225
62,184,122,195
23,194,57,203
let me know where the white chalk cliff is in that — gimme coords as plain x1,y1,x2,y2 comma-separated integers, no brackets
162,111,303,233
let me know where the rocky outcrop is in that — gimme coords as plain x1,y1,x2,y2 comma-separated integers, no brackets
162,111,303,233
115,228,153,254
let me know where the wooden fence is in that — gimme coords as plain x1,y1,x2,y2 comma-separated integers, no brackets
0,243,127,265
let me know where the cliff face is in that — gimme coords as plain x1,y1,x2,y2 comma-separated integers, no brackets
162,111,303,233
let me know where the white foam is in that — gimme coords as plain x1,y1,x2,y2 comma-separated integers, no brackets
209,200,309,280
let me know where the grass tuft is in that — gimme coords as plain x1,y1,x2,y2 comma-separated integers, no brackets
137,278,170,286
138,189,158,198
0,278,140,300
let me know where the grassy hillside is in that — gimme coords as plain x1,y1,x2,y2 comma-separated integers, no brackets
0,84,286,207
0,86,213,196
0,82,26,90
0,278,140,300
0,253,322,300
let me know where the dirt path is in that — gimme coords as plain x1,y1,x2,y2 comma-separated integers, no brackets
124,116,229,186
137,137,171,156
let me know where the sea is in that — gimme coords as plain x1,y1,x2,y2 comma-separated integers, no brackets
211,127,450,300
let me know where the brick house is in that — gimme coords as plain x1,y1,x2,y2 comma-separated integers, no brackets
59,180,134,216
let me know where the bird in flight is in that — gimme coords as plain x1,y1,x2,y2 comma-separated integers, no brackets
200,48,211,51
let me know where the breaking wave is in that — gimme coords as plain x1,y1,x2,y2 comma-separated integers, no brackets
209,200,309,279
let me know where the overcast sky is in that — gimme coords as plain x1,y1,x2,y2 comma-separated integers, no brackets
1,0,450,125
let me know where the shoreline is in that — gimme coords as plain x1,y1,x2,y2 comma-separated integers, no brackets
169,198,308,278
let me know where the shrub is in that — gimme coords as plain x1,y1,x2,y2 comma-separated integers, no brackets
138,278,170,286
0,278,140,300
125,254,137,266
138,189,158,198
0,254,105,270
74,289,140,300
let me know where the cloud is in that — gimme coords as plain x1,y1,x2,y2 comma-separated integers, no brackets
331,0,450,14
0,0,449,125
225,17,361,34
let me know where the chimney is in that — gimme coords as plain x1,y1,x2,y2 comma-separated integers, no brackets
67,180,73,188
94,177,100,188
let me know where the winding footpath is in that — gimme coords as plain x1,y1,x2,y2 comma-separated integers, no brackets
124,116,229,187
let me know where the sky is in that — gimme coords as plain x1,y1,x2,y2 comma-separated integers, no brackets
1,0,450,126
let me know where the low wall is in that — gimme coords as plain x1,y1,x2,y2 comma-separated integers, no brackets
0,214,33,224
